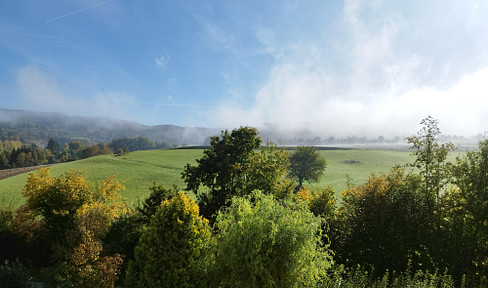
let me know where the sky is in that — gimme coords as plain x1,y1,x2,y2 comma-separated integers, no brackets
1,0,488,138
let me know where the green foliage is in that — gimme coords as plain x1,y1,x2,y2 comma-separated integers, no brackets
288,146,327,187
47,138,61,163
232,141,293,199
183,127,261,194
0,261,31,288
213,191,332,287
21,168,127,287
445,139,488,279
126,192,212,288
0,208,19,263
0,148,413,209
337,167,436,275
22,167,91,242
182,127,258,218
109,136,156,153
105,184,182,286
136,183,179,221
321,266,456,288
0,207,14,232
182,127,292,221
308,186,337,220
2,143,50,168
103,212,142,285
406,116,454,201
294,186,338,251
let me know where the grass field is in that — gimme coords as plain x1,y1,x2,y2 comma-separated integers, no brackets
0,148,415,209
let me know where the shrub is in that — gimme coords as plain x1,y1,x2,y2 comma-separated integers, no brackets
213,191,332,287
0,261,31,288
125,192,212,288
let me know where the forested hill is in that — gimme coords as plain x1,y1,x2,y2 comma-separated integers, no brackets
0,108,218,147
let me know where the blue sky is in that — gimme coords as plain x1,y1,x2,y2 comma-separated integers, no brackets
1,0,488,137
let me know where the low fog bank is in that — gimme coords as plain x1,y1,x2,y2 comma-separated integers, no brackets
257,122,485,151
0,108,219,147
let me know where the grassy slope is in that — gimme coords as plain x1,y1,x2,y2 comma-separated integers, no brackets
0,150,201,209
0,149,414,209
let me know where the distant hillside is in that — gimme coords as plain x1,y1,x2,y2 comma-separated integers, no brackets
0,108,219,147
1,108,479,149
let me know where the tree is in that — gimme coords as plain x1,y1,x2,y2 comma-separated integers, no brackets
46,138,61,159
182,126,291,221
22,168,127,287
232,142,292,199
182,126,261,196
136,184,179,221
448,139,488,279
287,146,327,188
213,191,332,287
125,192,212,288
81,145,100,159
337,167,435,276
22,168,91,243
405,116,454,203
109,137,156,153
294,186,336,221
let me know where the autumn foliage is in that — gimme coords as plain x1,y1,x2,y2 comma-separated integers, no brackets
20,167,127,287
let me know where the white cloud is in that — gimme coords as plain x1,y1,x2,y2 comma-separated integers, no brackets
210,0,488,138
255,27,279,57
155,53,170,69
17,66,71,110
15,65,139,121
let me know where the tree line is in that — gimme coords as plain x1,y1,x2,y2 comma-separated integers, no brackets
0,136,159,170
1,118,488,287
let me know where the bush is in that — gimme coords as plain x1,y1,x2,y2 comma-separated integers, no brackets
125,192,212,288
214,191,332,287
0,261,31,288
320,265,456,288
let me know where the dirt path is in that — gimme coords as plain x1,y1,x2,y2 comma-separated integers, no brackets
0,165,52,181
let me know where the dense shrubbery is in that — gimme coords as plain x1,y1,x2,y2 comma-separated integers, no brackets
0,136,156,170
214,191,331,287
1,168,127,287
126,192,212,288
109,137,157,154
0,140,50,169
3,122,488,287
0,261,31,288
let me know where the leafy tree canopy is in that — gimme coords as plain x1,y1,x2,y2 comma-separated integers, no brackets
22,167,127,287
182,126,291,221
126,192,212,288
213,191,332,287
288,146,327,188
405,116,454,200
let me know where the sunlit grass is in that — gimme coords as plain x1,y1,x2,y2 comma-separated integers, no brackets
312,150,413,199
0,148,418,209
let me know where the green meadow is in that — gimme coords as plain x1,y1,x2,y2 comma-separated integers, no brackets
0,148,415,209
